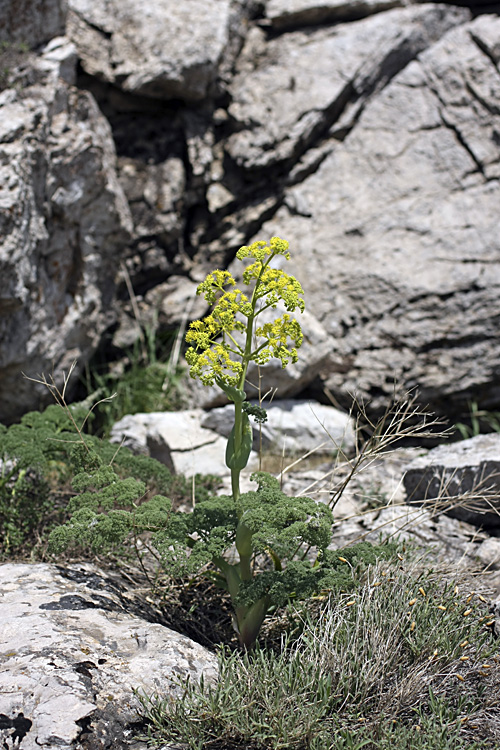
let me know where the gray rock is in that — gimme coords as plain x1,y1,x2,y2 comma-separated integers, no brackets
475,537,500,571
144,275,208,329
110,409,258,477
0,40,132,423
0,562,217,750
265,0,401,29
403,434,500,528
227,4,469,170
254,13,500,415
67,0,245,101
202,399,355,456
0,0,66,47
118,155,186,245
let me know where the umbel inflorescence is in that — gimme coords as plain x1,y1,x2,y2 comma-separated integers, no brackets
185,236,305,387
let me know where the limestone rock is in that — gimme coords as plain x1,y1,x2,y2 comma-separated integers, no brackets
475,537,500,571
110,409,258,478
0,0,66,47
202,399,355,456
144,275,208,329
67,0,242,101
226,4,469,170
0,562,217,750
265,0,400,30
254,13,500,415
403,434,500,529
0,40,132,423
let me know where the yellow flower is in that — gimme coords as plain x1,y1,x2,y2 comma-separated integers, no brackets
185,237,305,387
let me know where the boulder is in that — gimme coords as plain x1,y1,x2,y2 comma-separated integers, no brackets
0,562,217,750
202,399,355,456
0,0,66,47
253,13,500,415
0,39,132,423
110,409,258,478
226,4,469,170
66,0,246,102
403,434,500,529
264,0,401,30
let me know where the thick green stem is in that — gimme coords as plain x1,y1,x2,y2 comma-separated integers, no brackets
235,519,253,581
231,397,244,503
213,556,270,650
238,596,271,650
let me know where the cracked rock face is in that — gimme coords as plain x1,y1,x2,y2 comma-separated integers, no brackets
2,0,500,423
227,4,469,170
0,563,217,750
0,40,132,423
253,12,500,413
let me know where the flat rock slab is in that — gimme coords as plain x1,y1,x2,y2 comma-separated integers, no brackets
265,0,402,29
0,563,217,749
403,434,500,529
202,399,355,457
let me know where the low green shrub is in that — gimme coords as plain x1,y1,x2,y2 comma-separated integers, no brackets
0,402,218,558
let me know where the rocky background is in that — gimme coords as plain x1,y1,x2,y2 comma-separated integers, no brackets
1,0,500,423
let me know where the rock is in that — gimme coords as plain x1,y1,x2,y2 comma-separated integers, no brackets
265,0,400,30
118,155,186,246
144,275,207,329
0,0,66,47
67,0,245,102
0,39,132,423
226,4,469,170
202,399,355,456
475,537,500,570
254,13,500,415
110,409,258,478
403,434,500,529
0,562,217,750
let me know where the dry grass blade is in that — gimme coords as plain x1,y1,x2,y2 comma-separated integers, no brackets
22,364,116,455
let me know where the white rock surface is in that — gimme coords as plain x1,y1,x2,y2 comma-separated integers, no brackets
202,399,355,457
0,563,217,749
110,409,258,478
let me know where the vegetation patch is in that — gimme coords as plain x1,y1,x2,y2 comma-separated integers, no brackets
138,561,500,749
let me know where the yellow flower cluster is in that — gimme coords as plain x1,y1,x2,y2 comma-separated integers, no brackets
254,315,303,368
185,343,243,386
236,236,291,263
185,236,305,387
243,264,305,312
